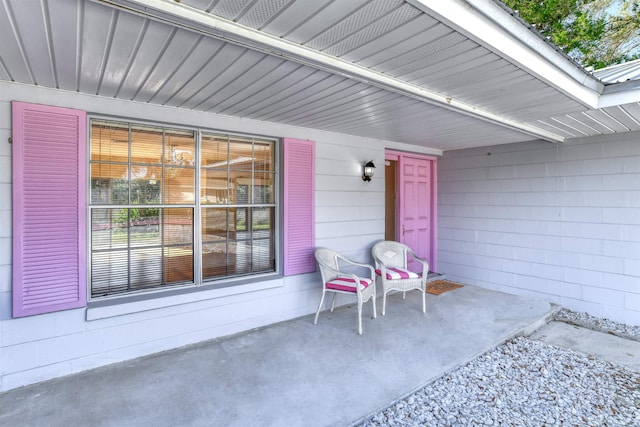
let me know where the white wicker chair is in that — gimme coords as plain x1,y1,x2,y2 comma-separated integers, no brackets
314,248,376,335
371,241,428,315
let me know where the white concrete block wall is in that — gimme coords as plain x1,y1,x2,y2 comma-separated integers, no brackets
438,134,640,326
0,81,438,391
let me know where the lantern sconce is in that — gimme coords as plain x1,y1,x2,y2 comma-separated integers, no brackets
362,160,376,182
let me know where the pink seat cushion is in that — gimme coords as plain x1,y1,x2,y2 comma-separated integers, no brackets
326,277,372,292
375,267,420,280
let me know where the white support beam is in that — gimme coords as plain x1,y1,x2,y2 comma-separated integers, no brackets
598,83,640,109
95,0,566,143
408,0,603,109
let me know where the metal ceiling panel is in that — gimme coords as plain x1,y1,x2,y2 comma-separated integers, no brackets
129,31,205,103
48,0,83,91
258,0,331,37
307,1,401,51
177,47,268,110
209,0,254,21
467,75,552,110
341,14,439,64
258,78,365,122
283,1,371,45
96,11,163,98
273,85,389,125
322,107,447,139
564,114,613,135
156,42,242,108
399,44,488,84
579,110,633,134
180,0,216,12
605,104,640,130
186,0,590,133
2,0,639,152
147,36,226,105
322,4,421,57
305,89,405,122
0,1,38,85
412,48,501,89
607,102,640,130
7,0,57,88
208,60,304,114
534,120,584,139
350,110,536,149
79,1,117,95
307,94,427,127
201,54,288,113
109,20,174,100
426,59,515,101
221,67,328,117
506,89,581,118
243,72,346,120
237,0,293,30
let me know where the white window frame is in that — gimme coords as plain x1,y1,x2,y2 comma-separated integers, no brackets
86,115,281,303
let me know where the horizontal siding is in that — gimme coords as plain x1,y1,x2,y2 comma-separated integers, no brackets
314,138,384,262
0,81,439,392
438,132,640,326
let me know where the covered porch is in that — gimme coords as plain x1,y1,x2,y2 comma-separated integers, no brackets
1,0,638,395
0,286,553,426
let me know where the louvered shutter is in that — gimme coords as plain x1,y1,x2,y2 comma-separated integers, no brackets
283,138,315,276
12,102,87,317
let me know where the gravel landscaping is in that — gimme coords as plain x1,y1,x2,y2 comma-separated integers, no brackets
357,310,640,426
554,308,640,342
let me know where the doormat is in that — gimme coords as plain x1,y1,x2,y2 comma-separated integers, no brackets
426,280,464,295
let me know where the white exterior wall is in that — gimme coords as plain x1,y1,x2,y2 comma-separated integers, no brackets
438,134,640,326
0,81,439,392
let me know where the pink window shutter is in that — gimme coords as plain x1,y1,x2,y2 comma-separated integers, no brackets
12,102,87,317
283,138,315,276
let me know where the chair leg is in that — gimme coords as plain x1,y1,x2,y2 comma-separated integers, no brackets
357,300,363,335
422,289,426,313
330,293,337,312
314,289,326,325
372,294,377,319
382,291,387,316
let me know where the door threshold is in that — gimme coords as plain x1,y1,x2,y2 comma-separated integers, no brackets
426,272,446,282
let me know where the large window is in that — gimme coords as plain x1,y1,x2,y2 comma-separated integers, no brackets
89,120,276,298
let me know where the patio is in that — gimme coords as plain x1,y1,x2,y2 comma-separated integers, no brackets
0,285,553,427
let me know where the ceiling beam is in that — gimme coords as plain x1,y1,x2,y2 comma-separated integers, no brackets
95,0,566,143
408,0,603,109
599,81,640,109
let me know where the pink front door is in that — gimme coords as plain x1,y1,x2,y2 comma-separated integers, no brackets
391,151,437,271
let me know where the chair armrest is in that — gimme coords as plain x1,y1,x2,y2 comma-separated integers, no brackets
406,249,429,278
319,263,342,278
406,248,427,265
371,254,389,270
371,254,388,270
337,255,376,280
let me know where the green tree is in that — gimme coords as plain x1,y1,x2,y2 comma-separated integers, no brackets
502,0,639,68
586,0,640,67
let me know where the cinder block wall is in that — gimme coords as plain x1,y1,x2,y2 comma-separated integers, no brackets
438,134,640,326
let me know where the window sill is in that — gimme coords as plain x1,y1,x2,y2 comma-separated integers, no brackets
86,275,284,321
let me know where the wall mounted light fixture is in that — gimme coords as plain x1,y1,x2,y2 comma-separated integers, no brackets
362,160,376,182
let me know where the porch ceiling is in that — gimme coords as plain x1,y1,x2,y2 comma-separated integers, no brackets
1,0,639,151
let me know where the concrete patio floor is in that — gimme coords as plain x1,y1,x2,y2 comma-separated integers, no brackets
0,285,555,427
